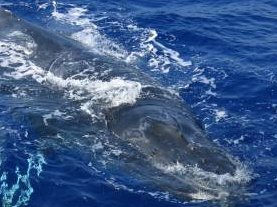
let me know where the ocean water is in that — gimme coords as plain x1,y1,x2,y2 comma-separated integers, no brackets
0,0,276,206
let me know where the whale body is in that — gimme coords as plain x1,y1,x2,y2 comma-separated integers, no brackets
0,9,250,201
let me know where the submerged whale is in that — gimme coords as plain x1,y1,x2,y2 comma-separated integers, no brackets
0,9,250,201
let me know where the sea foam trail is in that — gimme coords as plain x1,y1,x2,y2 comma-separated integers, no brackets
52,5,129,60
139,29,192,73
50,3,191,73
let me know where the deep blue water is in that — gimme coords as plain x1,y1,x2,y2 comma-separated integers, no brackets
0,0,276,206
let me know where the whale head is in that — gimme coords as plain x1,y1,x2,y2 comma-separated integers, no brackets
107,92,249,200
108,99,236,174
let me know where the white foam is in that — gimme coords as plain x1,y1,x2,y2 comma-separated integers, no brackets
154,160,251,200
156,161,251,185
91,142,104,151
43,75,142,108
52,7,93,27
198,76,216,88
42,110,71,126
205,89,217,96
51,6,129,60
233,136,245,145
37,3,49,10
192,75,216,89
71,28,129,59
133,29,192,73
145,29,158,43
189,191,222,201
50,5,192,73
0,31,142,119
214,109,228,122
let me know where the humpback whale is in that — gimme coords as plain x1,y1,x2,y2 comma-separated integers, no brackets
0,9,250,201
